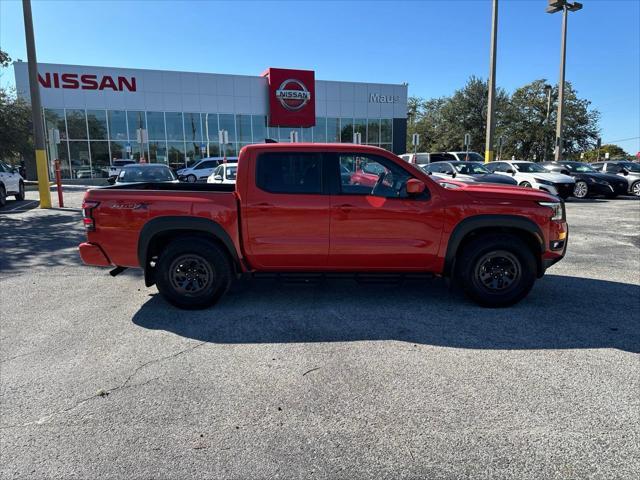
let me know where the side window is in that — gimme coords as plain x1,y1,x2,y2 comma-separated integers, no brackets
592,163,603,171
339,154,412,198
256,152,323,194
416,154,429,164
443,153,458,161
429,154,444,163
606,164,620,173
487,162,501,172
213,165,222,176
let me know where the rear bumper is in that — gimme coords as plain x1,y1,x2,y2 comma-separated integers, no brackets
79,242,111,267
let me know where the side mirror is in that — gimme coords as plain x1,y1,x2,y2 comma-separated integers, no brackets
214,175,223,181
107,176,116,185
507,169,516,175
560,169,571,175
406,179,426,195
621,168,629,175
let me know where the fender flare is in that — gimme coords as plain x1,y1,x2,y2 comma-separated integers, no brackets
443,214,544,276
138,216,240,279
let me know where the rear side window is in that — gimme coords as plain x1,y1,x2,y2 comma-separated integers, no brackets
415,154,429,164
256,152,323,194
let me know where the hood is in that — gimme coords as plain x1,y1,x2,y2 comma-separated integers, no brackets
530,171,575,183
573,171,625,183
445,181,558,203
474,173,518,185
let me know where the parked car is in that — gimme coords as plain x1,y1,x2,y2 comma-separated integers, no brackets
400,153,431,166
176,157,238,183
400,151,485,165
107,159,136,178
207,163,238,184
424,161,518,186
591,160,640,197
486,160,575,199
541,161,628,199
108,163,178,186
79,143,568,309
430,151,486,163
0,161,25,207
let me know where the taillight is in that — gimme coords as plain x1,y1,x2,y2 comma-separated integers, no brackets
82,201,99,231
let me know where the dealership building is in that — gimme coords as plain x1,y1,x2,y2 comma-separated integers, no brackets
13,61,408,179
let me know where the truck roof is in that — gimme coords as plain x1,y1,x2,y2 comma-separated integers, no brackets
240,143,395,155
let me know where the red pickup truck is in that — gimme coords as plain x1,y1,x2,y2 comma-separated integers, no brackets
79,143,567,308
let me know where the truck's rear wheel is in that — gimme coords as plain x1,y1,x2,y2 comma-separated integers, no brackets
456,234,537,308
155,237,232,309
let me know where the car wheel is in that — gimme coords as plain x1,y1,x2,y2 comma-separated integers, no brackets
155,236,232,309
631,181,640,197
186,174,197,183
573,180,589,198
456,234,537,308
519,181,532,188
0,184,6,208
15,181,25,201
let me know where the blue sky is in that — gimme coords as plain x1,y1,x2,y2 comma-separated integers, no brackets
1,0,638,153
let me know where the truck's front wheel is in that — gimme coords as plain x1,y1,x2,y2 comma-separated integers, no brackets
456,234,537,308
156,237,232,309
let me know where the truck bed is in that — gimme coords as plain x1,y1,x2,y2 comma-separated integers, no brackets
100,182,236,192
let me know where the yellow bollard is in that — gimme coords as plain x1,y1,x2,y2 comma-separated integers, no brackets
36,149,52,208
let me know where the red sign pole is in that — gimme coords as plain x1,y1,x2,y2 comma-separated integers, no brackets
54,159,64,207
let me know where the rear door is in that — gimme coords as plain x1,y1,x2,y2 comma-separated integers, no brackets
243,151,330,269
328,152,443,271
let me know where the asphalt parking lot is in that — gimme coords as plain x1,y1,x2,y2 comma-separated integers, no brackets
1,190,639,479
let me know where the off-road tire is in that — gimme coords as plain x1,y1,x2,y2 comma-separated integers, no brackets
456,233,537,308
15,181,25,201
155,236,232,309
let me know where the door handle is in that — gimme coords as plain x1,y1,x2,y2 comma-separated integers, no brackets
336,204,355,212
254,202,273,211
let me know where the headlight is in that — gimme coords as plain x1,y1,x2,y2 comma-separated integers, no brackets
538,201,565,221
534,178,554,186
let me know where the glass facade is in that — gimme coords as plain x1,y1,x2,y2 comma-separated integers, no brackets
43,108,395,179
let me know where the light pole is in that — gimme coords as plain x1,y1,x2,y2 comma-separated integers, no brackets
543,83,552,161
22,0,51,208
547,0,582,161
484,0,499,163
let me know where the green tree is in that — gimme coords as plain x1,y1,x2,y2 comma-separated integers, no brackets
582,144,630,162
407,77,600,161
0,49,34,162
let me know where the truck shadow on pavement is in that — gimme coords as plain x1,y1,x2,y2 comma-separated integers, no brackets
132,274,640,353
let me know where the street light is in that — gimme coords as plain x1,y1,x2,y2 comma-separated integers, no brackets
547,0,583,161
484,0,499,163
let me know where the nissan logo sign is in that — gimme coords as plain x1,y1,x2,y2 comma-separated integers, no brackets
275,79,311,111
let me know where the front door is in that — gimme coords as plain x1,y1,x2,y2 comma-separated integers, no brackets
329,153,443,271
244,151,330,269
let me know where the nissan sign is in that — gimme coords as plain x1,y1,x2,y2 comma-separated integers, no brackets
264,68,315,128
37,72,137,92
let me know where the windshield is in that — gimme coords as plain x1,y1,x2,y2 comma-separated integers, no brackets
226,166,237,180
563,162,596,173
453,162,490,174
514,162,547,173
118,165,176,183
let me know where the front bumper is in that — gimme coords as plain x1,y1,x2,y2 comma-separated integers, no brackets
541,224,568,274
590,181,628,196
79,242,111,267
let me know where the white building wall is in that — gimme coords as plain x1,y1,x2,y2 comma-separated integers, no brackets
13,62,407,119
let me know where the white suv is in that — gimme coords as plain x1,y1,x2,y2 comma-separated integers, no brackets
207,163,238,184
177,157,238,183
0,162,25,207
486,160,575,199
